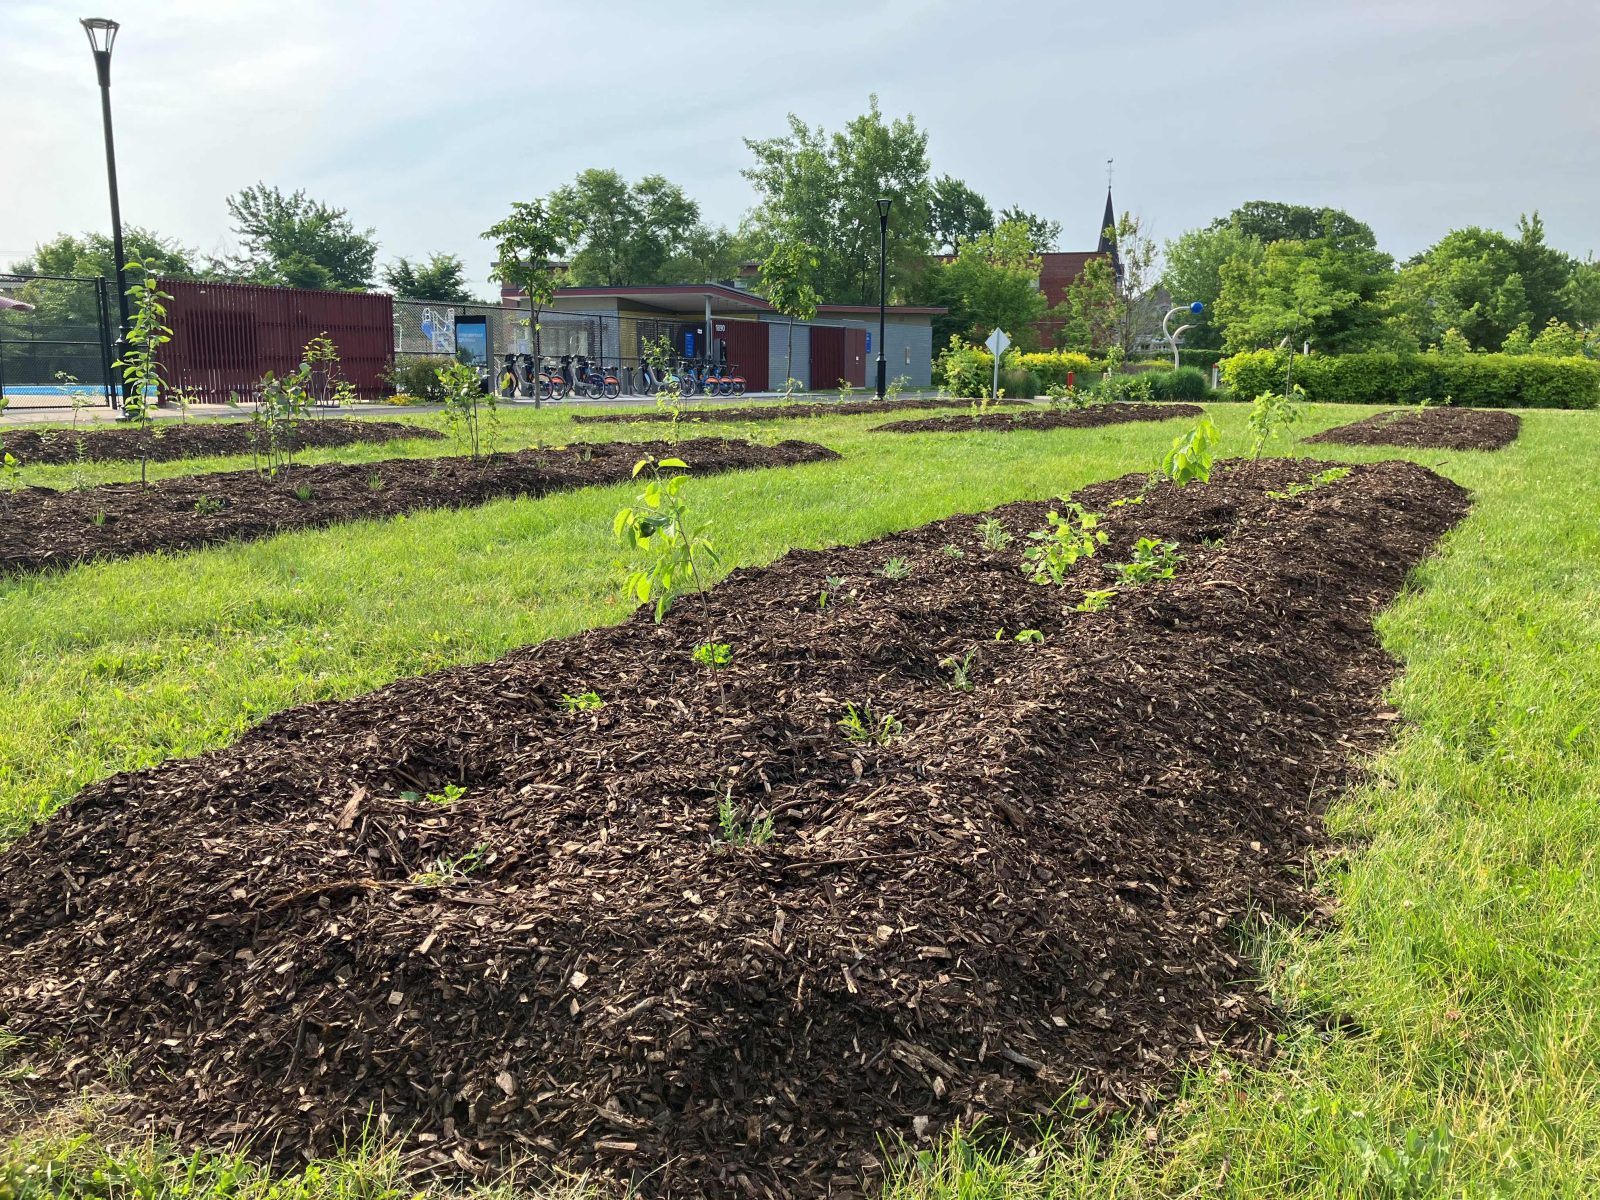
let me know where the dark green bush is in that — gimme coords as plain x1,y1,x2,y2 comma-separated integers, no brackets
1148,366,1210,401
998,367,1041,399
1221,350,1600,409
383,355,455,403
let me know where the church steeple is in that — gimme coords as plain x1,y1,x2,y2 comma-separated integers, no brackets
1096,186,1123,285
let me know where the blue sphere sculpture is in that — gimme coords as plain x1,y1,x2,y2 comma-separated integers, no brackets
1189,301,1204,314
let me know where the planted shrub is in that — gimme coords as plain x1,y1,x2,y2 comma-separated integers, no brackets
1092,373,1155,404
1220,349,1600,409
383,356,456,403
1147,366,1210,401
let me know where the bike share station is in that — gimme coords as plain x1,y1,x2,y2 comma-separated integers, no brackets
489,283,943,402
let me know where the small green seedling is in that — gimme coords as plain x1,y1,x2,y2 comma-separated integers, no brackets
1023,500,1108,586
717,794,775,847
410,844,487,886
293,484,314,502
1160,415,1221,487
1267,466,1352,499
940,649,977,692
977,517,1012,551
193,495,226,516
1076,589,1116,612
693,642,733,669
942,543,965,559
1014,628,1045,643
1110,538,1183,585
879,556,912,580
838,701,902,746
402,783,468,805
367,472,385,492
561,691,605,712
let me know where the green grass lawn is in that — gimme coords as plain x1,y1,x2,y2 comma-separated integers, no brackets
5,400,1600,1198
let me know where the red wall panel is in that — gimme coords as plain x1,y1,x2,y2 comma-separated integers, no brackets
714,318,769,393
158,279,394,402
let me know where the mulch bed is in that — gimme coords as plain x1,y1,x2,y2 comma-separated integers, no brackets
873,402,1204,435
573,396,1015,426
0,457,1469,1197
0,417,443,467
0,438,838,577
1303,407,1521,451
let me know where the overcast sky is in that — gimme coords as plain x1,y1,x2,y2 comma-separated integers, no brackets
4,0,1596,298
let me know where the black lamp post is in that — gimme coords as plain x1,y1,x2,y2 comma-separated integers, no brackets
875,196,891,399
81,17,130,352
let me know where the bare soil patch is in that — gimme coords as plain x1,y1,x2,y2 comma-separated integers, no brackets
1303,407,1520,451
0,417,442,467
0,438,838,577
873,402,1203,435
0,458,1469,1196
573,396,1016,426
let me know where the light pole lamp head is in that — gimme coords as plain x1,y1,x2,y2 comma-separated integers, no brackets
81,16,119,83
876,197,893,221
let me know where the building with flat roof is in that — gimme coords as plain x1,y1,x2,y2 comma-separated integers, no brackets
501,282,945,391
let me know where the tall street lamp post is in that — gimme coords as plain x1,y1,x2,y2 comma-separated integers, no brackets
875,197,892,399
81,17,131,357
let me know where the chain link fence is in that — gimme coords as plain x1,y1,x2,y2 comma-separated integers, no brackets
0,273,118,410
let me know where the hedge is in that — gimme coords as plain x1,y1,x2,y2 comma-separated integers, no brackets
1134,348,1226,369
1220,350,1600,409
936,340,1104,397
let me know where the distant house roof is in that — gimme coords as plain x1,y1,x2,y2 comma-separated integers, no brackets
501,282,944,317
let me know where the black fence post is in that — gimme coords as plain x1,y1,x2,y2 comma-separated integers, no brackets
96,276,118,409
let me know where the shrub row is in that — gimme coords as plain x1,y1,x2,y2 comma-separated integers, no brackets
1092,366,1211,404
936,340,1104,397
1220,350,1600,409
1133,348,1226,369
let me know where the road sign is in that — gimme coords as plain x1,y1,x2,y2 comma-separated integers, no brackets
985,329,1010,399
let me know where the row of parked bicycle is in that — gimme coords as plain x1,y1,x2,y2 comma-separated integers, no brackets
494,354,748,401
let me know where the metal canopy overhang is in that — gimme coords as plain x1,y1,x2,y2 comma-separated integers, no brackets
552,285,772,316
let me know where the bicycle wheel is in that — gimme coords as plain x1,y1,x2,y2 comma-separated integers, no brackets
602,380,621,399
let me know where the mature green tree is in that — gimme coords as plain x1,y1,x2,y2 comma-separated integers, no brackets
660,224,746,285
1216,236,1395,353
742,96,934,305
6,228,199,335
381,253,478,302
221,184,378,290
997,206,1062,255
1214,201,1378,249
548,169,719,287
1160,224,1264,349
1563,256,1600,329
930,175,993,255
939,219,1046,349
11,227,198,283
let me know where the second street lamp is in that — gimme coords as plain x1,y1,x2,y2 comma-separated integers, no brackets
81,16,131,362
875,197,892,399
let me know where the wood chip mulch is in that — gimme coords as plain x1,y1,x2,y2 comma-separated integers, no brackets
572,396,1019,425
0,457,1469,1197
1303,407,1521,451
872,402,1204,435
0,417,442,466
0,437,839,577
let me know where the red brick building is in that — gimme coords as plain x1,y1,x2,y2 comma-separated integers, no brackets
1032,189,1121,348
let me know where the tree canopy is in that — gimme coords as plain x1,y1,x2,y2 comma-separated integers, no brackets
936,220,1047,349
742,96,933,305
929,175,993,255
997,206,1063,255
548,169,734,287
221,184,379,290
1160,224,1264,350
1212,201,1378,250
381,253,478,303
1216,236,1395,354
